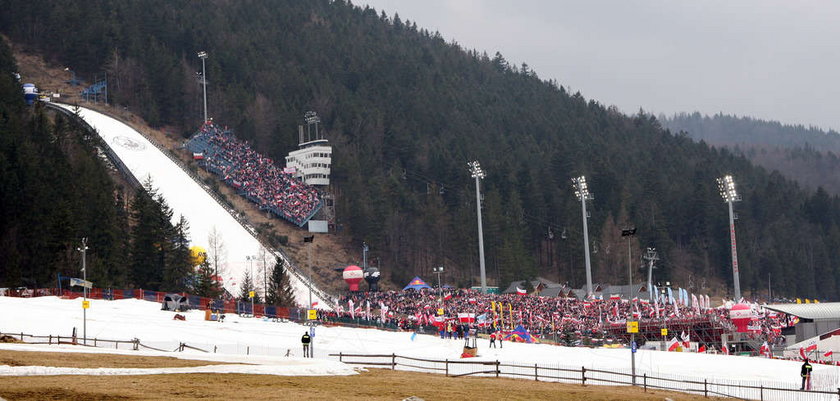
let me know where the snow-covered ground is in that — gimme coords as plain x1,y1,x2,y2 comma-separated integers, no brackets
1,296,837,400
52,103,327,307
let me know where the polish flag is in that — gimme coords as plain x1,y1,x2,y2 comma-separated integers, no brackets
458,313,476,323
516,287,527,295
760,341,771,358
667,337,680,352
443,293,452,301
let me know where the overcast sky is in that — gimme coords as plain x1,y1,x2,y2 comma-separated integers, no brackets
362,0,840,132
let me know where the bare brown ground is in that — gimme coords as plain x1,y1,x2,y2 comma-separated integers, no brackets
0,349,724,400
0,349,230,369
0,369,726,401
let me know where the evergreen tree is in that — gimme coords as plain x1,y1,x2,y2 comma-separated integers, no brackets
266,257,296,306
192,259,221,298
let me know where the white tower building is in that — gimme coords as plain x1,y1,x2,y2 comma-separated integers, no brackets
285,111,332,186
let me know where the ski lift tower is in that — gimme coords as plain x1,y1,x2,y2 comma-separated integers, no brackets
285,111,334,232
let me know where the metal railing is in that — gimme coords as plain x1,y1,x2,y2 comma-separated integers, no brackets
328,352,840,401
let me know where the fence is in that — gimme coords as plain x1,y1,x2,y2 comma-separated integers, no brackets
45,101,337,310
328,353,840,401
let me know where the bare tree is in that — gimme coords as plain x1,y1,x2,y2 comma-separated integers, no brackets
207,226,227,289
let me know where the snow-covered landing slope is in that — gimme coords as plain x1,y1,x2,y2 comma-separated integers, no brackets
52,103,327,307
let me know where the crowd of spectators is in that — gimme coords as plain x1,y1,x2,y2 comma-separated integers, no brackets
333,289,792,348
186,121,321,226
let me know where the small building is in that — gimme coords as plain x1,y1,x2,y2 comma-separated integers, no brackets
764,302,840,344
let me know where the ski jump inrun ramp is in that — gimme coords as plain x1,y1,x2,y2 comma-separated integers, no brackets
51,103,333,309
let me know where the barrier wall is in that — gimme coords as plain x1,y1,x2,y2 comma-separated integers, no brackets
1,287,292,319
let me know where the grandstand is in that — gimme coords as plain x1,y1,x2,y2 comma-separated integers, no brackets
185,121,322,227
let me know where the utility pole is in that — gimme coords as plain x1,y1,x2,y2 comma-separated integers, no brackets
644,248,659,303
304,235,315,309
77,238,89,345
468,161,487,294
622,227,637,299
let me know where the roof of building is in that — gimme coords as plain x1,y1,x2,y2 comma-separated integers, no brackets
764,303,840,320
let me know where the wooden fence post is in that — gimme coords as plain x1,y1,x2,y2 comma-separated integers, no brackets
339,352,343,362
581,366,586,386
445,359,449,377
535,363,538,381
759,385,763,401
643,373,647,392
496,360,500,378
391,353,396,370
48,335,52,345
704,379,708,398
94,338,97,347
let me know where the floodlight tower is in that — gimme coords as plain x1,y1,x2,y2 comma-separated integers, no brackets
197,51,208,122
572,176,594,298
468,161,488,294
717,174,742,301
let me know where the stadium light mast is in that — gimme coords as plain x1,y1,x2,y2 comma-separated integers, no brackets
468,161,488,294
717,174,742,301
572,176,594,298
197,51,208,122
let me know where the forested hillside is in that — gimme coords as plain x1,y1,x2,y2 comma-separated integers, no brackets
0,40,199,292
662,112,840,195
3,0,840,299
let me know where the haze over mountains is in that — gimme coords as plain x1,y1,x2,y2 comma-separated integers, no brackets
662,113,840,196
3,0,840,300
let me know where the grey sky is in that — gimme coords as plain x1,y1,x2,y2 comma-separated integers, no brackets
362,0,840,131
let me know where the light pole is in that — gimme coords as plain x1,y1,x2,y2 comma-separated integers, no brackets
644,248,659,303
717,175,742,301
362,242,369,270
572,176,594,298
468,161,488,294
197,51,208,122
622,227,636,299
76,238,88,345
304,235,315,309
433,266,444,293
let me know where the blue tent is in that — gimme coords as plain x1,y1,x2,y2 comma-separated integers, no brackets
403,276,433,291
503,325,539,343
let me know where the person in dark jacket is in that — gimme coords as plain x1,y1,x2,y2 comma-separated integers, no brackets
301,332,312,358
801,359,813,390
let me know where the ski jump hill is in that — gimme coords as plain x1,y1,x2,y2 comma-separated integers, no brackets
47,102,333,309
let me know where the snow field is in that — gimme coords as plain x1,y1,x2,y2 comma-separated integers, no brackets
1,296,839,400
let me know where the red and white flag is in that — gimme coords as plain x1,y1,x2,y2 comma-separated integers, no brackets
458,313,476,323
760,341,771,358
680,331,690,348
443,293,452,301
516,287,527,295
667,337,680,352
698,344,707,353
825,350,834,358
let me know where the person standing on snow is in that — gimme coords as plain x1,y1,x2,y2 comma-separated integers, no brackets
489,331,497,348
301,331,312,358
801,358,813,390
